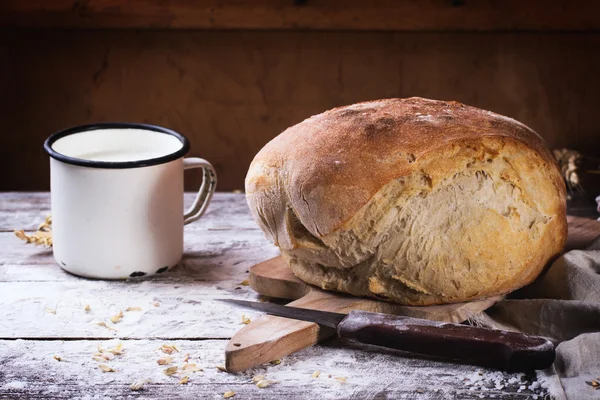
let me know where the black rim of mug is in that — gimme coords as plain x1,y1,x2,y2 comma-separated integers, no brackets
44,122,191,169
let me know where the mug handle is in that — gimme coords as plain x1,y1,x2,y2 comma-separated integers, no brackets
183,157,217,225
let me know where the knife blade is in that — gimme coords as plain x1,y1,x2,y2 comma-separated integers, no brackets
218,298,555,371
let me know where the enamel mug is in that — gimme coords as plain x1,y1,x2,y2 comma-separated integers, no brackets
44,123,217,279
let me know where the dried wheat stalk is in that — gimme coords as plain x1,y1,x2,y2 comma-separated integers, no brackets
14,215,53,247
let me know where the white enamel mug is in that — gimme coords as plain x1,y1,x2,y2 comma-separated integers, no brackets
44,123,217,279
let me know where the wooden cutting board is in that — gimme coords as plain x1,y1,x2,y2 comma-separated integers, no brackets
225,215,600,372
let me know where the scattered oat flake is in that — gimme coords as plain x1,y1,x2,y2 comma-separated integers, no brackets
216,365,227,372
53,355,62,361
312,371,321,378
99,364,115,372
84,305,91,312
335,376,347,383
126,306,142,312
183,363,203,372
256,379,276,388
241,314,251,325
96,322,117,332
239,279,249,286
179,376,189,384
130,379,147,391
251,375,265,383
157,357,172,365
110,310,124,324
224,391,236,399
153,302,160,307
92,355,105,362
108,343,124,355
164,366,178,376
270,359,281,365
159,344,179,354
183,353,190,362
45,308,56,314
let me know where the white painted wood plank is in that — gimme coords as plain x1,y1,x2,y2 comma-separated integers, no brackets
0,281,270,339
0,192,551,399
0,339,547,399
0,230,279,281
0,192,258,232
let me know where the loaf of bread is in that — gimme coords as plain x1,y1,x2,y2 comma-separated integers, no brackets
245,98,567,305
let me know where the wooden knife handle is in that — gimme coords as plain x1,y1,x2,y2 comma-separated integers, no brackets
337,310,555,371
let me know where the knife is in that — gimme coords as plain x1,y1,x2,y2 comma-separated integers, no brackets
218,299,555,371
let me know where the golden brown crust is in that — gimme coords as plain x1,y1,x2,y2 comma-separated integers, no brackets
247,98,560,238
245,97,567,305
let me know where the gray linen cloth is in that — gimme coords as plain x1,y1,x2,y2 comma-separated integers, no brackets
482,237,600,399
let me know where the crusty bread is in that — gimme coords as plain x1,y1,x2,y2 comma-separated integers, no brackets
245,97,567,305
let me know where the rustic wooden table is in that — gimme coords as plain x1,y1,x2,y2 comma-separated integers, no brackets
0,193,551,399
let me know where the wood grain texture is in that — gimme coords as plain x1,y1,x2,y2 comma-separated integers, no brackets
0,339,546,400
0,280,269,339
225,257,500,372
225,286,501,373
2,31,600,191
250,256,503,322
0,192,260,232
565,215,600,251
1,0,599,30
0,193,552,399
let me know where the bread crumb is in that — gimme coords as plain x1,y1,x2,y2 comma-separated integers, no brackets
53,355,62,361
84,305,91,312
223,391,235,399
153,302,160,307
312,371,321,378
270,359,281,365
179,376,189,384
45,308,56,314
239,279,249,286
126,306,142,312
241,314,251,325
183,353,190,362
251,375,265,383
163,366,178,376
335,376,347,383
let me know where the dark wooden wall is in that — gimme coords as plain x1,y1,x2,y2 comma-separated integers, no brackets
1,2,600,191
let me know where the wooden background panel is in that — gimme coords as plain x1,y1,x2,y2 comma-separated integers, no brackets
1,30,599,191
1,0,599,31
